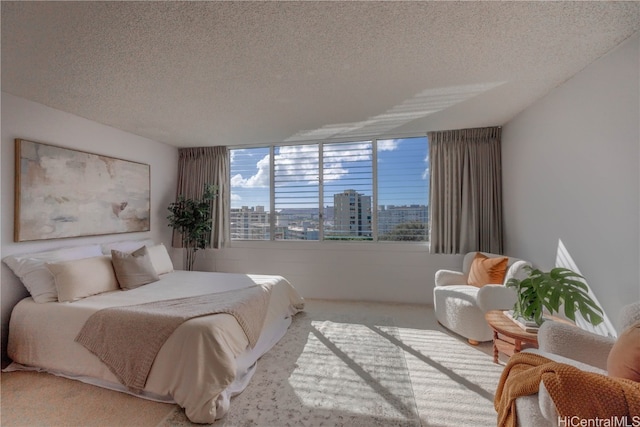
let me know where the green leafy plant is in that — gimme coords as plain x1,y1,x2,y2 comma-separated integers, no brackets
167,184,218,271
506,265,604,326
378,221,427,241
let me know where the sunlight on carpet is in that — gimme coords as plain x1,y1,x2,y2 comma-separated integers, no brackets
161,301,503,426
287,321,418,421
396,328,503,426
207,312,421,427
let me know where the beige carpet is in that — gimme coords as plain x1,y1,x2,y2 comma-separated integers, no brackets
1,300,505,426
1,370,174,426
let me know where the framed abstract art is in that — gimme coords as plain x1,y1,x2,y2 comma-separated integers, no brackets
14,139,150,241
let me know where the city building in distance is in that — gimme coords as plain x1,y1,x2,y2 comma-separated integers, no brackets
230,190,427,241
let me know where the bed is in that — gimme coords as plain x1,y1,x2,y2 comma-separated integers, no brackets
3,240,304,423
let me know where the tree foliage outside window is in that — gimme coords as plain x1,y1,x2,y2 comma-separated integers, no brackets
378,221,427,241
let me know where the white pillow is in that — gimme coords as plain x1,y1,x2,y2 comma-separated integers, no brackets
46,256,119,302
100,239,155,255
146,243,174,275
3,244,103,303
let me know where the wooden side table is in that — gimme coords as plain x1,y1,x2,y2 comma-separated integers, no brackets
484,310,539,363
484,310,574,363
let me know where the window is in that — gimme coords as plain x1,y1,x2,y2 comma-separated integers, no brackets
274,145,319,240
229,147,270,240
377,137,429,241
323,141,373,240
230,136,429,242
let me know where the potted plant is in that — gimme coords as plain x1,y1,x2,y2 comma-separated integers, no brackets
167,184,218,271
506,265,604,326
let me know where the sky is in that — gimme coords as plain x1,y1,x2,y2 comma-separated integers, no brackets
230,136,429,210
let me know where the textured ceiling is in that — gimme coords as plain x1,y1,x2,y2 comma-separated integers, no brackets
2,1,639,148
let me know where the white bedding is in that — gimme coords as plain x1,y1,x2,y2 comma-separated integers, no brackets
6,270,304,423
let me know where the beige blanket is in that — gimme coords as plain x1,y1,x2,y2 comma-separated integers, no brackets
76,284,271,391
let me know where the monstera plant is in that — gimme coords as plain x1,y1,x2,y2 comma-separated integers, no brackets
167,184,218,271
506,265,604,326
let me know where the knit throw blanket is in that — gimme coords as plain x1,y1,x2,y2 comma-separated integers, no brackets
76,285,271,391
494,352,640,427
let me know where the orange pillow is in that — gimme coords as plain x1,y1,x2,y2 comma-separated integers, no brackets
467,253,508,287
607,321,640,382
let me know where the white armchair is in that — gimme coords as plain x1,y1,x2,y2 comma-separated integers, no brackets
433,251,530,344
514,301,640,426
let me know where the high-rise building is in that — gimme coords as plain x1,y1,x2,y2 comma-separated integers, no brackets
377,205,428,234
377,204,428,241
333,189,372,237
230,206,270,240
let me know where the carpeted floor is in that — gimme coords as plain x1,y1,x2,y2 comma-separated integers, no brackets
1,300,505,426
1,370,175,426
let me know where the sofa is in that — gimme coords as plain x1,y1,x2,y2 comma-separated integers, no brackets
513,301,640,426
433,251,531,344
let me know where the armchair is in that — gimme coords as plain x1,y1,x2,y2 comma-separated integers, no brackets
513,301,640,426
433,251,530,344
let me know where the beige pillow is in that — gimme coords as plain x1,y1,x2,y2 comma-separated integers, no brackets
46,256,119,302
467,253,508,288
3,244,103,303
111,246,160,289
146,243,174,275
607,321,640,382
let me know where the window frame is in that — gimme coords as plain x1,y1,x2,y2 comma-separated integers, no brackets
229,133,429,244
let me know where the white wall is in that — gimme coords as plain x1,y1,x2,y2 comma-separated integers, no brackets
1,93,178,362
502,33,640,324
208,241,461,305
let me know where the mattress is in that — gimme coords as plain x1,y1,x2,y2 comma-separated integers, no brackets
5,270,304,423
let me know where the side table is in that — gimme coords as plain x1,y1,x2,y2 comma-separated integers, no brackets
484,310,540,363
484,310,573,363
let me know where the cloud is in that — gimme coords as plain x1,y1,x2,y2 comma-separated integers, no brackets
232,140,403,189
422,152,429,180
377,139,401,151
231,154,270,188
323,142,371,181
273,145,320,184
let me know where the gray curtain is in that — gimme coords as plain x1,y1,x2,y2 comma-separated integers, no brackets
173,146,229,249
428,127,503,254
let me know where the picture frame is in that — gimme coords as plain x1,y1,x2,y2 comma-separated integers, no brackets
14,139,151,241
